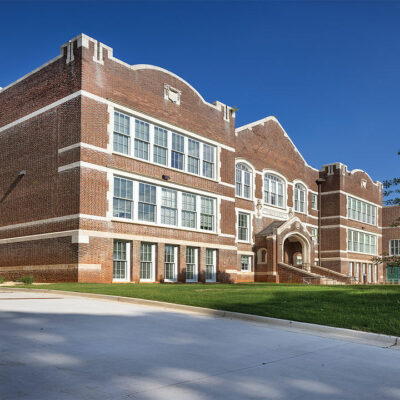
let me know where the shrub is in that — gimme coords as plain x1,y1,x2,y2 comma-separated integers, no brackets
19,275,34,285
0,277,5,284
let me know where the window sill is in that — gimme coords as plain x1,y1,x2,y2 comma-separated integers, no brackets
111,218,218,235
347,216,377,227
235,195,253,201
262,203,287,211
112,151,218,183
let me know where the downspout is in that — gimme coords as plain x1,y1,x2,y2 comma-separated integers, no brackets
316,178,326,266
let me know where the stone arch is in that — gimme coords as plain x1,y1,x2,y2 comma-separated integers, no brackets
281,232,311,266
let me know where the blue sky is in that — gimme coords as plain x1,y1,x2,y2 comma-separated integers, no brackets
0,1,398,184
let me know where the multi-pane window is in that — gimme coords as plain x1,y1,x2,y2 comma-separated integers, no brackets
264,174,284,208
347,196,377,225
182,193,197,228
311,193,318,210
113,112,215,179
390,239,400,256
138,183,157,222
311,227,318,243
165,245,177,282
134,119,150,160
186,247,198,282
349,262,353,277
206,249,217,282
113,112,130,155
113,177,133,219
238,213,250,241
203,144,215,179
187,139,200,174
374,264,377,283
171,133,185,170
241,255,251,272
153,127,168,166
347,230,377,255
200,197,214,231
368,264,372,283
294,183,306,213
113,241,129,281
140,243,154,281
161,188,178,225
235,163,252,199
112,177,215,232
355,263,360,282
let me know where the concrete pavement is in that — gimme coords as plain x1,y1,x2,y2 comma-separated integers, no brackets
0,290,399,400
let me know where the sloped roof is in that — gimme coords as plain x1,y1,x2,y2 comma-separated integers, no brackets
255,221,285,237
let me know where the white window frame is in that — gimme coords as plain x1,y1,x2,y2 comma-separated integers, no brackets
113,111,130,155
140,242,156,282
311,227,318,244
294,182,307,214
347,196,377,226
349,262,353,277
113,240,130,282
355,262,360,282
113,176,134,219
347,229,377,255
240,255,252,272
263,173,286,209
112,110,216,181
164,245,178,283
390,239,400,256
206,249,217,283
237,212,250,243
311,193,318,210
235,163,252,200
112,176,216,233
186,247,198,283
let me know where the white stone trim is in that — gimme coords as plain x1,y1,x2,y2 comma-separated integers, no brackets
58,142,109,154
59,161,236,203
0,90,83,133
0,55,63,93
237,250,254,256
235,116,318,172
321,190,382,208
0,230,76,245
320,224,382,237
219,233,235,238
1,89,235,153
0,214,108,232
219,181,235,189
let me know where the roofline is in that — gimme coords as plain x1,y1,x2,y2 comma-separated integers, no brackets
321,162,382,186
0,33,235,115
235,115,319,172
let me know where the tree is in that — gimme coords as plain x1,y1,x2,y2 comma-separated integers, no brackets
372,151,400,268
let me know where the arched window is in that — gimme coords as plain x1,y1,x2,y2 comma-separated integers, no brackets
264,174,285,208
294,183,306,213
261,250,267,263
235,163,252,199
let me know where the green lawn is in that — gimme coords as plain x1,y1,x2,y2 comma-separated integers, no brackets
15,283,400,336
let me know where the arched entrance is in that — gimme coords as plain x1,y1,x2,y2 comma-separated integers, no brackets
282,233,311,267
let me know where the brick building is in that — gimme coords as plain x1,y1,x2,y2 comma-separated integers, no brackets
0,34,384,284
382,206,400,282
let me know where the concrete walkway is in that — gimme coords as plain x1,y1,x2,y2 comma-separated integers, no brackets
0,290,399,400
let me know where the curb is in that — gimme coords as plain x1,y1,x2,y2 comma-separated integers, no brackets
2,287,399,350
